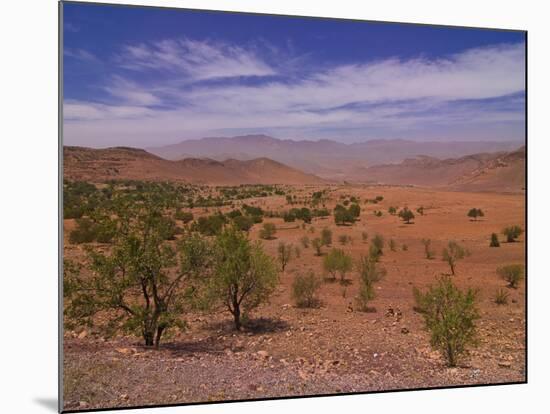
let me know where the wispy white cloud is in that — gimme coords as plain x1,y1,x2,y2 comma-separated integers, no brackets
64,41,525,147
116,38,276,81
64,48,98,62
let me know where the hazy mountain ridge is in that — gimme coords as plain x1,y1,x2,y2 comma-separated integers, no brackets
63,146,324,185
147,135,523,177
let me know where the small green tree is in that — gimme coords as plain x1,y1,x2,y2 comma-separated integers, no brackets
323,248,353,283
321,227,333,246
442,241,469,275
312,237,323,256
259,222,277,240
467,208,484,221
413,275,479,367
356,255,386,311
233,215,254,232
421,238,434,259
398,207,415,224
490,233,500,247
208,226,278,330
277,242,293,272
348,203,361,219
292,271,321,308
497,264,525,288
502,225,523,242
64,206,210,347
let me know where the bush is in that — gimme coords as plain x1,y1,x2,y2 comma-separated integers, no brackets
502,225,523,242
389,239,396,251
416,206,425,216
442,241,469,275
413,275,479,367
371,234,385,258
497,264,525,288
421,238,434,259
356,255,386,311
361,231,368,243
388,206,397,215
323,248,353,283
494,288,509,305
194,214,226,236
338,234,351,245
467,208,484,221
175,209,194,224
277,242,293,271
321,227,333,246
334,205,355,225
490,233,500,247
312,238,323,256
348,203,361,219
259,222,277,240
233,215,254,232
69,218,97,244
398,207,415,224
292,271,321,308
300,236,310,248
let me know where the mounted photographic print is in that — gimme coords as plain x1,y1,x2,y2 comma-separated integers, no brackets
60,1,526,411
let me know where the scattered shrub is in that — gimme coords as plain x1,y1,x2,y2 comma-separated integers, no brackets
421,238,434,259
356,255,386,311
442,241,469,275
321,227,333,246
300,235,310,248
388,206,397,215
277,242,293,272
490,233,500,247
259,223,277,240
323,248,353,283
494,288,509,305
361,231,369,243
413,275,479,367
389,239,396,251
467,208,484,221
502,225,523,242
292,271,322,308
312,238,323,256
497,264,525,288
398,207,415,224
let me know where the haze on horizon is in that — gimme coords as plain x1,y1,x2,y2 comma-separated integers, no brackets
63,3,526,149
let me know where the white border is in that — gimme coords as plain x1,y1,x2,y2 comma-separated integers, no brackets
2,1,548,413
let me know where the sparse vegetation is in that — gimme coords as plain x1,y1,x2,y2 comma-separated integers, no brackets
497,264,525,288
413,275,479,367
259,222,277,240
467,208,484,221
398,207,415,224
442,241,469,275
312,237,323,256
502,225,523,242
321,227,333,246
490,233,500,247
323,248,353,283
277,242,293,272
356,254,386,311
292,271,322,308
494,288,509,305
300,235,310,248
361,231,368,243
370,234,385,260
421,238,434,259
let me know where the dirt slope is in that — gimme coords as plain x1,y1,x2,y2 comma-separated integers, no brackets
354,147,525,192
63,146,324,185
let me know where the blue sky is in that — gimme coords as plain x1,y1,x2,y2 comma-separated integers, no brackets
63,2,526,148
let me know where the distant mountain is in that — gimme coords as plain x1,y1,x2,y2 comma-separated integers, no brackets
63,146,324,185
355,146,525,192
147,134,523,177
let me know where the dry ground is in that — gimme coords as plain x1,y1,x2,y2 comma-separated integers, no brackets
63,185,526,411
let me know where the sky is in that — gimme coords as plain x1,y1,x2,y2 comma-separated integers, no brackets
62,2,526,148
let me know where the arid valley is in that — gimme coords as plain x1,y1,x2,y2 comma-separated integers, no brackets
62,138,526,411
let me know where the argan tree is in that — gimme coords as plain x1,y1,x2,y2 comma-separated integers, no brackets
323,248,353,283
277,242,293,272
208,226,278,330
64,204,211,347
398,207,415,224
356,254,386,311
442,241,470,275
413,275,479,367
502,225,523,242
348,203,361,219
467,208,484,221
388,206,397,215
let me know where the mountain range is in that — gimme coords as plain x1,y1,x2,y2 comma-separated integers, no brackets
147,134,523,178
